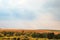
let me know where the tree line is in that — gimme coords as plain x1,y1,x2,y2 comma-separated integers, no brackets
0,31,60,39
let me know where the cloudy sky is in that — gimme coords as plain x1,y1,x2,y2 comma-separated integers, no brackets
0,0,60,30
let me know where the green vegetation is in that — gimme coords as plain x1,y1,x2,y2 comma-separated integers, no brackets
0,31,60,40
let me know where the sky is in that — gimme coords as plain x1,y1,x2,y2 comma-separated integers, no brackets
0,0,60,30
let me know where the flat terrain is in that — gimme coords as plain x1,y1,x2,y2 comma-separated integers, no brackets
0,28,60,34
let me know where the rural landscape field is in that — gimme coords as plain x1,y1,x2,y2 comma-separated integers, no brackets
0,29,60,40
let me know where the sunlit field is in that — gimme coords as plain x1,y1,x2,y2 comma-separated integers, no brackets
0,29,60,40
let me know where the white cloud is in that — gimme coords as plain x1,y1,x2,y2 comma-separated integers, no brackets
0,0,60,30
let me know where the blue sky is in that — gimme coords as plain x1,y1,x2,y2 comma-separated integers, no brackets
0,0,60,30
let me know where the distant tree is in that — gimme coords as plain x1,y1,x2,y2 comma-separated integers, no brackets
35,33,44,38
2,31,7,36
54,35,57,39
31,32,45,38
31,32,48,40
39,33,44,38
1,31,14,37
55,34,60,39
25,32,30,37
7,32,14,37
31,32,37,38
47,33,54,39
36,33,40,38
41,33,47,38
15,32,21,36
21,30,25,35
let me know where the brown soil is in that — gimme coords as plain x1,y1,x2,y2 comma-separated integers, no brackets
0,28,60,34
